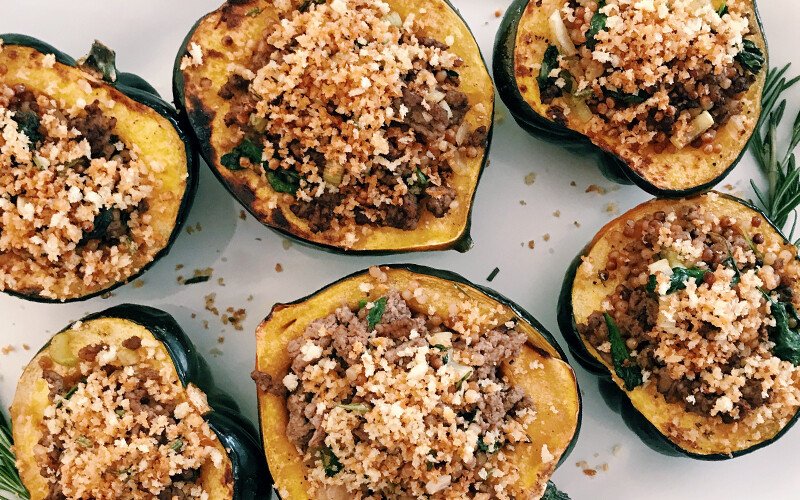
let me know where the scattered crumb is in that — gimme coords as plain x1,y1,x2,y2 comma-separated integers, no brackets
282,239,292,250
494,109,506,125
605,202,619,214
217,336,225,344
487,267,500,282
191,313,197,319
524,172,536,185
202,320,209,330
209,347,223,357
585,184,607,194
583,468,597,477
575,461,588,468
527,240,535,250
275,263,284,273
1,345,14,355
132,279,145,289
222,307,247,331
494,9,503,17
205,293,219,316
723,183,735,191
519,200,527,206
22,343,30,351
573,221,581,227
175,264,184,271
570,181,577,187
553,210,561,217
100,291,116,299
217,277,226,286
181,268,214,285
247,294,254,302
239,210,247,220
599,463,609,472
543,233,551,241
612,444,622,456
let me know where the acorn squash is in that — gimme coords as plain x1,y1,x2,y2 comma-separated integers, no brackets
558,192,800,459
10,304,270,498
255,264,580,498
174,0,493,253
494,0,767,196
0,35,197,302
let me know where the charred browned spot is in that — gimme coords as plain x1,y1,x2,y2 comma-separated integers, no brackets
272,208,290,229
206,48,224,59
519,85,528,93
222,36,234,47
526,343,554,360
224,464,233,485
548,105,567,126
228,181,256,207
219,3,248,28
187,96,215,143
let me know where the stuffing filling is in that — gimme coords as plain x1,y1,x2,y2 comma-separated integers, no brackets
35,333,223,500
214,0,488,236
578,196,800,444
538,0,763,153
253,285,536,498
0,82,160,298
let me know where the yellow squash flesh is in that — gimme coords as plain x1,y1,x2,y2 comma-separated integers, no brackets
10,318,234,500
512,0,766,192
0,45,188,299
255,267,580,498
178,0,493,251
571,192,800,456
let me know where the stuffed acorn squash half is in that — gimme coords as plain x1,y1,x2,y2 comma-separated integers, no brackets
0,35,197,302
11,304,269,499
253,265,580,499
494,0,766,196
559,192,800,459
175,0,493,253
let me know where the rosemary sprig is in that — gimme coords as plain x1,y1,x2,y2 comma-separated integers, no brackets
750,64,800,236
0,410,28,499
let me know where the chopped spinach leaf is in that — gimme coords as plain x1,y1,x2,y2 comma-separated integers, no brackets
605,89,647,106
477,436,503,454
183,275,211,285
299,0,325,12
432,344,449,352
722,256,742,285
456,369,473,391
646,267,708,295
542,481,571,500
735,39,765,74
267,169,301,194
337,403,370,413
367,297,387,330
537,45,560,94
170,438,184,452
13,110,42,146
445,69,460,79
716,0,728,16
604,313,643,391
769,299,800,366
357,299,368,310
221,138,263,171
320,446,343,477
416,168,429,187
585,1,607,50
81,41,117,82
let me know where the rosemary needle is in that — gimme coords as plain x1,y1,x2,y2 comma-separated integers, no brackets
749,64,800,237
0,409,28,499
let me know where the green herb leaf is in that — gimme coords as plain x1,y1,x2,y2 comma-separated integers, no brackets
722,256,742,285
456,369,473,391
585,1,608,50
716,0,728,17
299,0,325,12
604,313,643,391
13,110,42,147
183,275,211,285
537,45,560,95
115,409,126,418
477,436,502,454
646,267,708,295
749,64,800,232
769,300,800,365
220,139,263,171
367,297,387,330
357,299,368,310
416,168,429,187
0,410,29,499
432,344,449,352
245,7,262,16
735,39,765,75
170,438,184,452
337,403,370,413
542,481,571,500
320,446,343,477
80,40,117,83
267,170,301,194
605,89,647,106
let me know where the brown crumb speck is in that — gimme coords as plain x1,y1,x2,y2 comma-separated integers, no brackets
1,345,14,355
553,210,561,217
524,172,536,185
528,240,535,250
217,336,225,344
275,263,284,273
583,468,597,477
494,9,503,17
570,181,577,187
239,210,247,220
22,343,30,351
585,184,607,194
574,221,581,227
282,239,292,250
543,233,551,241
519,200,527,206
132,279,145,289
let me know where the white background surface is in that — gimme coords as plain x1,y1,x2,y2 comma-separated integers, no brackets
1,1,799,499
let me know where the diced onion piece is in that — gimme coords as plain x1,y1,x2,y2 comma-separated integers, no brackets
425,475,452,494
384,11,402,27
50,333,78,367
116,348,140,367
670,111,714,149
549,10,577,56
648,258,673,276
567,96,593,123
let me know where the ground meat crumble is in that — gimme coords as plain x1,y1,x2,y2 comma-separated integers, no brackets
253,285,537,499
35,333,223,499
539,0,761,154
214,0,488,240
0,81,160,299
578,194,800,440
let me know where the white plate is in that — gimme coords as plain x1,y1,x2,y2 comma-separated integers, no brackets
1,1,799,499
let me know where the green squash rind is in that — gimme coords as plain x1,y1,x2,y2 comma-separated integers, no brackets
48,304,273,498
556,193,800,460
492,0,767,196
260,263,582,486
171,1,492,255
0,34,199,303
